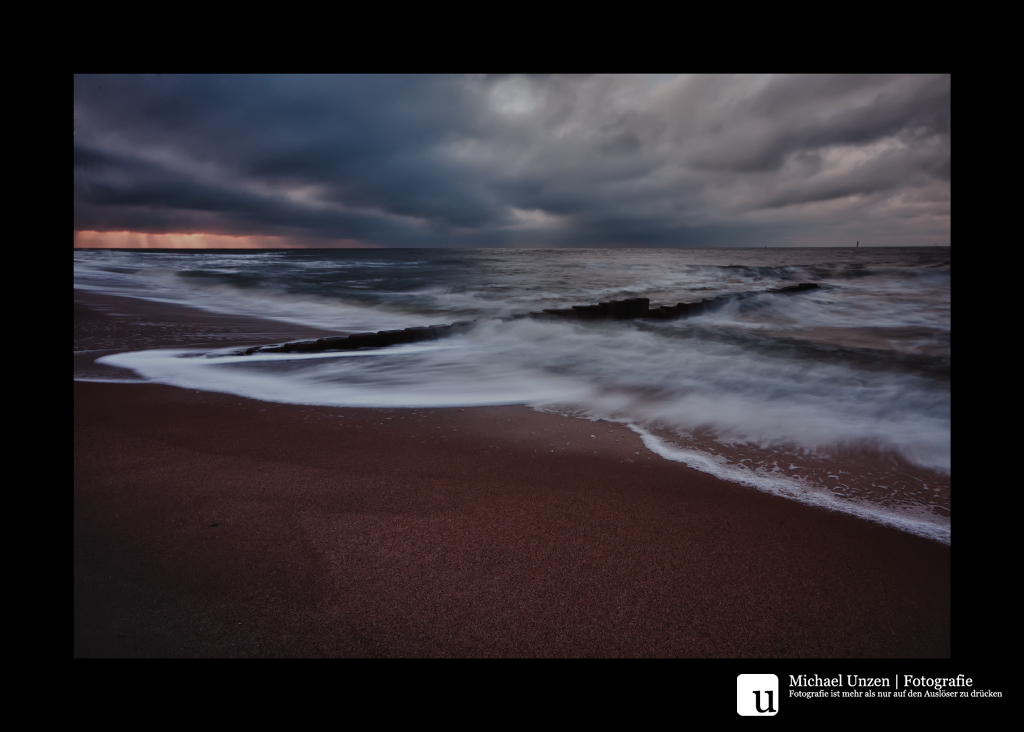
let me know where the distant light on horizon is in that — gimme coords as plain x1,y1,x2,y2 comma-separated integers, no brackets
72,230,951,250
73,231,376,249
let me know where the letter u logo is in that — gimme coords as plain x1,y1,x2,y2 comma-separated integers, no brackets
753,690,776,713
737,674,779,716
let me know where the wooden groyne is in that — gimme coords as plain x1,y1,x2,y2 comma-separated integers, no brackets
243,282,820,355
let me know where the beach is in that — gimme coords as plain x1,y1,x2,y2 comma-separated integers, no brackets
74,289,950,657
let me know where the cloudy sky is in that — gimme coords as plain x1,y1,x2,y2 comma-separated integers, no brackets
74,74,950,249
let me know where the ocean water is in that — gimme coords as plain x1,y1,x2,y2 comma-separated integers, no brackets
75,247,951,543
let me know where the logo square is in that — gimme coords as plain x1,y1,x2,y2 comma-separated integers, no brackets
737,674,779,716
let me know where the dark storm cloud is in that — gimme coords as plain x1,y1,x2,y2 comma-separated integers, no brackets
74,74,950,247
681,74,950,172
73,140,415,239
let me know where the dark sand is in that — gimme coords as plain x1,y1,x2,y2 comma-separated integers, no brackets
74,290,950,657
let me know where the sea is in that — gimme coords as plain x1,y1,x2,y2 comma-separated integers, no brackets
74,247,951,543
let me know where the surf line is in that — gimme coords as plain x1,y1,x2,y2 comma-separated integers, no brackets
238,283,822,355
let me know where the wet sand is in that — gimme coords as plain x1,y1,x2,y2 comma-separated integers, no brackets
73,290,950,657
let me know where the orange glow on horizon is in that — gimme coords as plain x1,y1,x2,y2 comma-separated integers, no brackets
73,231,376,249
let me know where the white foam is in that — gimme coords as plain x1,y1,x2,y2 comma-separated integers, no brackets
626,424,950,544
96,343,595,408
96,315,950,471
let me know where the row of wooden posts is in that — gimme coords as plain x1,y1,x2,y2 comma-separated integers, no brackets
244,282,820,355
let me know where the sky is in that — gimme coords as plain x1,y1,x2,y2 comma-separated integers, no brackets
74,74,950,249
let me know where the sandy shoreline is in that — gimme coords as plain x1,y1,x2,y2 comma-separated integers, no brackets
73,290,950,657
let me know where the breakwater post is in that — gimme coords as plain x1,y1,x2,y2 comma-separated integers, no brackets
240,284,819,355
